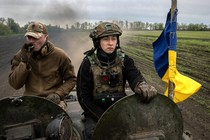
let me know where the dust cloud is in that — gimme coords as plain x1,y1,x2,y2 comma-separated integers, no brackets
30,0,92,72
1,0,88,27
54,32,92,73
41,0,87,27
66,35,92,73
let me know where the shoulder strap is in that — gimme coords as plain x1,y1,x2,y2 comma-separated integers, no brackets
116,49,125,64
87,53,96,65
87,51,101,66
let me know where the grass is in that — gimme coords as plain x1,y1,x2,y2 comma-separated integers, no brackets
121,30,210,109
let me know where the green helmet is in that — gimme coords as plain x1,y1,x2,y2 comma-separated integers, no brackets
89,22,122,39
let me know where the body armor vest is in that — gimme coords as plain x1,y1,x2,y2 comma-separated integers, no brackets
88,49,125,100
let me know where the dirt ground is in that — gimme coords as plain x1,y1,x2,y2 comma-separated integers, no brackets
0,32,209,139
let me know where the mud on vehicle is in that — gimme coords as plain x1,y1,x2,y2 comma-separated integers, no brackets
0,92,191,140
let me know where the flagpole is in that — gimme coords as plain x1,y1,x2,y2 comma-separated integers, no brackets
170,0,177,23
168,0,177,100
153,0,201,103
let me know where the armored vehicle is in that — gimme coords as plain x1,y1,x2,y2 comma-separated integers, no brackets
0,92,187,140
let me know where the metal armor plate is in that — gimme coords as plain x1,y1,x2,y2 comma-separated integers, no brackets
93,94,183,140
0,95,72,140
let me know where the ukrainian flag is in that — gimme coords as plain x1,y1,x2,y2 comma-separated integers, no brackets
152,8,202,103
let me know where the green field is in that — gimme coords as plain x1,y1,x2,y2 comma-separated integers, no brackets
120,31,210,108
1,30,209,109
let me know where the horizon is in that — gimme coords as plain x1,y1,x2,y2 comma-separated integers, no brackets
0,0,209,28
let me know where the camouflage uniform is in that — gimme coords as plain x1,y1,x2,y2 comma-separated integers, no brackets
77,22,157,139
77,48,144,119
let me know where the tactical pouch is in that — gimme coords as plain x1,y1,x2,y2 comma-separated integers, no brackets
94,92,126,104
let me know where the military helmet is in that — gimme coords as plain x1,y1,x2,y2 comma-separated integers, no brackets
89,22,122,39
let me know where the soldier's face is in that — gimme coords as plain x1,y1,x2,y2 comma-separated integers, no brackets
100,35,117,54
26,34,48,52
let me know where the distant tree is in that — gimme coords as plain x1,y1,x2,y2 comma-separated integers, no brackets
0,17,6,24
71,25,76,29
22,23,29,31
178,23,188,30
125,20,129,29
75,22,80,29
80,22,88,30
0,23,12,35
149,23,153,30
153,23,164,30
145,22,150,30
7,18,21,33
199,23,208,31
1,18,210,34
87,22,92,30
118,20,124,29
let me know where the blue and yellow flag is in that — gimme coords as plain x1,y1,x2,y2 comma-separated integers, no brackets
152,9,202,103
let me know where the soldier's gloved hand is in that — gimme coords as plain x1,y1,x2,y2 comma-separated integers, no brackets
20,43,33,63
46,93,61,104
134,81,157,103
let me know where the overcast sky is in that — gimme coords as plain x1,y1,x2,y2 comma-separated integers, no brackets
0,0,209,27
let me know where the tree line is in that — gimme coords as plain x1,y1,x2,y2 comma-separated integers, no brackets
0,17,209,36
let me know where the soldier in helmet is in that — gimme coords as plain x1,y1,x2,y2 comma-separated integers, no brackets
8,21,76,109
76,22,157,139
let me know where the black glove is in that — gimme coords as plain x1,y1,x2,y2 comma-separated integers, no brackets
46,93,61,104
134,81,157,103
20,43,33,63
